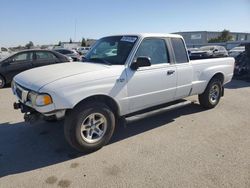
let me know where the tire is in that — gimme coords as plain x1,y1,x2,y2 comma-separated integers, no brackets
0,75,5,89
64,102,115,153
198,78,222,109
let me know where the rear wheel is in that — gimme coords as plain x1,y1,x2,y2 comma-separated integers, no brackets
64,102,115,152
199,78,222,108
0,75,5,88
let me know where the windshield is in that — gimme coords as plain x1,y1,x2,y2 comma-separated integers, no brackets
84,36,138,65
200,46,215,51
231,47,245,51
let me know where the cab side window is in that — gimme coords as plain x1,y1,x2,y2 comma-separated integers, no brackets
35,52,57,60
135,38,169,65
12,52,33,62
171,38,189,63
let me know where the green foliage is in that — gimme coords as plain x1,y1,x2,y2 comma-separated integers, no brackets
25,41,34,49
58,41,62,46
208,30,233,43
69,38,72,43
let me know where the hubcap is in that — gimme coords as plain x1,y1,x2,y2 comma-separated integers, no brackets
80,113,107,144
0,78,3,87
209,84,220,104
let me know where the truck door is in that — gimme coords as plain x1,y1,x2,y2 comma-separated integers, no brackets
126,38,177,113
170,38,193,99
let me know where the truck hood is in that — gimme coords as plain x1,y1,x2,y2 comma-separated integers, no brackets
14,62,111,91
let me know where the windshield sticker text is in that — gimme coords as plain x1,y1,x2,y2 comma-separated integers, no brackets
121,36,137,43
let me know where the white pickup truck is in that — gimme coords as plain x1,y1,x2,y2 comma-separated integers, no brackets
12,33,234,152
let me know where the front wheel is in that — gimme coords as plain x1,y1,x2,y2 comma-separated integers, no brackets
0,75,5,88
198,78,222,108
64,102,115,153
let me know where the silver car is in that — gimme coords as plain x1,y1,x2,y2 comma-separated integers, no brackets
54,49,81,61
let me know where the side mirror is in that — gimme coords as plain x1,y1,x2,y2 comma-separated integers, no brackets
213,49,218,52
130,57,151,70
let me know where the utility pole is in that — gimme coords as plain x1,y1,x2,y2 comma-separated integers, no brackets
74,19,77,42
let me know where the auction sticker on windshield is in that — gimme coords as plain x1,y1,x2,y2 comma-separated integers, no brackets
121,36,137,43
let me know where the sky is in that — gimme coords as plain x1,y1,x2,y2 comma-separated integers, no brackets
0,0,249,47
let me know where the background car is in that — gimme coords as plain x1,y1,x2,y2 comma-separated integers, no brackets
229,46,245,57
0,49,71,88
189,45,228,60
77,47,90,55
187,48,199,57
54,49,81,61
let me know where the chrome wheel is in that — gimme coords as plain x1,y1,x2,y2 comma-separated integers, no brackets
209,84,220,104
0,77,4,88
80,113,107,144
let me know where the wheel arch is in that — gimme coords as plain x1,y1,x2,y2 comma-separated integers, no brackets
201,72,224,95
72,95,121,117
210,72,224,84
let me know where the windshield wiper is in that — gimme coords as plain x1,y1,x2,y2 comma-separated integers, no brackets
88,58,112,65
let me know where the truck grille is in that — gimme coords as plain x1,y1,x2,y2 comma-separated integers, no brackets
13,83,29,103
16,87,22,99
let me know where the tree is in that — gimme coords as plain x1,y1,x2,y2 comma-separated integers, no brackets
208,29,233,43
25,41,34,49
81,38,86,47
69,38,73,43
58,41,62,46
40,45,47,49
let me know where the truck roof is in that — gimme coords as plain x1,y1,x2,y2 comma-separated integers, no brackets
108,33,183,39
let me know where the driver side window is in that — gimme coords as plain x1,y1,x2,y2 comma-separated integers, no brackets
135,38,169,65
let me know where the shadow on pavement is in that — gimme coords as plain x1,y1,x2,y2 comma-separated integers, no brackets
225,79,250,89
0,102,204,177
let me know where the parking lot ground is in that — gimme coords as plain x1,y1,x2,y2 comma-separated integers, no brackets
0,79,250,188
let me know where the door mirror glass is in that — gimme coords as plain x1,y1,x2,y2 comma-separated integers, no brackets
130,57,151,70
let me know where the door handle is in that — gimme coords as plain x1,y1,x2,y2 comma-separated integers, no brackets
167,70,175,75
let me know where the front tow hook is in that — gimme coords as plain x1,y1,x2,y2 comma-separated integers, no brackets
13,102,21,110
24,112,41,123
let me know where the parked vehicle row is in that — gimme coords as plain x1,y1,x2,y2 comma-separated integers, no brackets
0,50,71,88
54,48,81,61
77,47,90,55
233,44,250,78
228,46,245,57
188,45,228,60
12,33,234,152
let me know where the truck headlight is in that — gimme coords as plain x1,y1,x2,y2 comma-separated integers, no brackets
11,81,16,94
35,94,53,106
27,92,37,104
28,92,53,106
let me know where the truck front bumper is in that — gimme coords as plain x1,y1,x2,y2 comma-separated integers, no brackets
12,81,66,122
13,101,66,122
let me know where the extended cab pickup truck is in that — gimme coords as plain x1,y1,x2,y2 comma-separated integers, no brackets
12,33,234,152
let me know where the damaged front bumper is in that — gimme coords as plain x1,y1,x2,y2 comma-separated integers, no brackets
12,81,66,123
13,101,66,123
